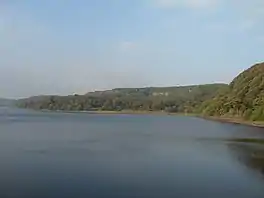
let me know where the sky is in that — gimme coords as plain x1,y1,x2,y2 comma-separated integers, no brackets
0,0,263,98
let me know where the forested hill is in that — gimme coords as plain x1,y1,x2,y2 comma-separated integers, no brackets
15,62,264,119
17,84,227,113
201,62,264,121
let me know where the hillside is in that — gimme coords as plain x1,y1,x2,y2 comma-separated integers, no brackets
17,84,227,113
201,62,264,121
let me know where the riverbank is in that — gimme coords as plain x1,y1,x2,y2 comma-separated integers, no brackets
89,110,196,116
44,109,195,116
37,108,264,128
90,112,264,128
38,108,198,116
201,116,264,128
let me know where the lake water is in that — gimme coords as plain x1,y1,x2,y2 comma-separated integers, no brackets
1,107,264,198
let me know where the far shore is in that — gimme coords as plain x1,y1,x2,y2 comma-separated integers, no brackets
86,110,195,116
200,116,264,128
91,111,264,128
39,109,195,116
38,109,264,128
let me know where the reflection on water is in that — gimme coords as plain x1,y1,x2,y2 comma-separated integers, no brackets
227,139,264,177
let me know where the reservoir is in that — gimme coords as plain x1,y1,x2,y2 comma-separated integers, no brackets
1,108,264,198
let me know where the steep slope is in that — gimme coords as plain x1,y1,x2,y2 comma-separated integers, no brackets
17,84,227,113
201,62,264,121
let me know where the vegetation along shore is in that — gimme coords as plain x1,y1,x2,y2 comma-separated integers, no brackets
17,62,264,127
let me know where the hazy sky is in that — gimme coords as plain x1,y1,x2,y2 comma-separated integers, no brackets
0,0,263,98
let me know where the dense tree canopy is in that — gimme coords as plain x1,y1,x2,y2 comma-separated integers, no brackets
16,62,264,121
201,62,264,121
17,84,227,113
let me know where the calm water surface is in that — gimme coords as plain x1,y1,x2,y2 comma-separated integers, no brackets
1,107,264,198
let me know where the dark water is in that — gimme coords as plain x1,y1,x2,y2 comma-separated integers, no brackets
1,107,264,198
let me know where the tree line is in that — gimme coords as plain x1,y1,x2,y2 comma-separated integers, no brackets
201,63,264,121
17,84,227,114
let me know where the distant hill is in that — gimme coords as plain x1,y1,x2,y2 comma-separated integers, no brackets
15,61,264,121
201,62,264,121
17,84,227,113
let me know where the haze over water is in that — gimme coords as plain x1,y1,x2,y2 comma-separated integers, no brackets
1,107,264,198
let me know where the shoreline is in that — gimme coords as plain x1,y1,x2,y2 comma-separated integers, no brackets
36,108,264,128
87,110,195,116
201,116,264,128
40,109,194,116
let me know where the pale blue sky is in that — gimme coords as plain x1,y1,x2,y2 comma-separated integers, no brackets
0,0,263,98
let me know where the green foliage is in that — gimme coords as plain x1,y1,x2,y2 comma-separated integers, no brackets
250,107,264,121
202,62,264,121
17,84,227,114
16,62,264,121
